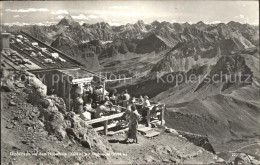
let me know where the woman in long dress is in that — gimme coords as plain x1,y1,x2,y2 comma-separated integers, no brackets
125,105,141,143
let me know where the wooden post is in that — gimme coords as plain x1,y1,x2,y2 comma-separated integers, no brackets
104,120,108,135
161,105,165,125
54,73,59,96
146,109,150,127
68,83,71,111
102,81,105,100
62,78,66,99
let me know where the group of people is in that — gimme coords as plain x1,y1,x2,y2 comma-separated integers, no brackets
71,82,153,143
71,82,107,115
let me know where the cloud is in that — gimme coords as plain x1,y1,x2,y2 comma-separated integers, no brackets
88,15,99,19
109,6,130,9
3,22,29,26
100,15,107,19
34,21,57,26
51,10,69,15
211,21,221,24
3,21,56,26
251,21,259,26
5,8,49,13
233,15,245,19
108,21,122,26
240,15,245,18
13,15,20,18
112,19,119,22
72,14,88,20
57,15,64,19
56,14,96,20
112,11,146,18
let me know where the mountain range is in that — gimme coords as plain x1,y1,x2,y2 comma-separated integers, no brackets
2,15,259,71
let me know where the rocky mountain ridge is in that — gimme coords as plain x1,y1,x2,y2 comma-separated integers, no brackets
2,15,259,71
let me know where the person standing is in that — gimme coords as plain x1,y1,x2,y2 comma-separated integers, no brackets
85,83,93,95
122,90,130,108
72,84,84,113
109,92,117,105
143,96,151,107
135,95,144,111
75,83,84,97
125,105,141,143
83,98,93,112
117,92,125,106
83,98,95,119
138,95,144,105
94,100,109,119
123,90,131,101
141,95,151,121
73,96,84,114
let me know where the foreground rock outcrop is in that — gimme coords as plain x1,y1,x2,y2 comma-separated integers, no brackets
1,70,113,164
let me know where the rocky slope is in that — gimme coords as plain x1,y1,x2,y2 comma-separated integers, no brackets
1,70,115,164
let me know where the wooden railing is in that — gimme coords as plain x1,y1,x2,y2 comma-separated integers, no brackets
85,112,125,135
146,104,165,126
85,104,165,135
85,105,126,135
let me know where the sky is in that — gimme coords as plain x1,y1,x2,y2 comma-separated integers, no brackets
1,1,259,26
